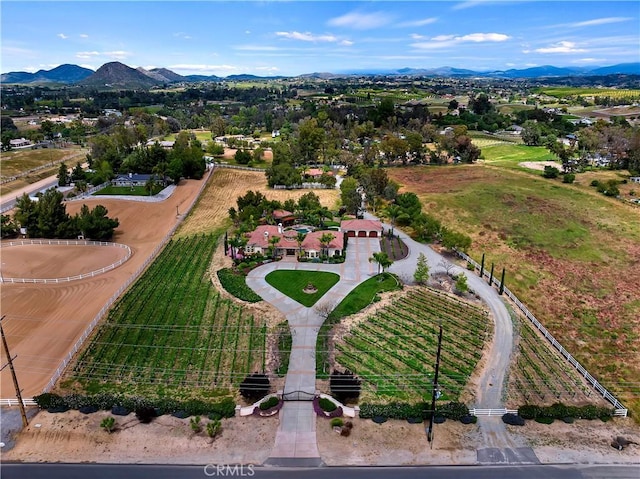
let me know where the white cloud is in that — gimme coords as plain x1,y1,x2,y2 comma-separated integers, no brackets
76,51,101,59
412,32,510,50
410,33,426,40
255,66,279,72
79,34,89,38
571,57,605,64
505,62,516,67
340,40,354,46
397,17,438,28
276,31,340,43
173,32,192,40
451,1,484,10
525,63,538,67
57,33,68,40
327,11,391,30
535,41,586,54
571,17,632,27
168,64,240,73
104,51,131,60
79,64,96,71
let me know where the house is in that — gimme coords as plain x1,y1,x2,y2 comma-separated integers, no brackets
9,138,31,148
272,209,296,227
506,125,523,135
111,173,168,187
340,219,383,238
146,140,175,149
244,225,344,258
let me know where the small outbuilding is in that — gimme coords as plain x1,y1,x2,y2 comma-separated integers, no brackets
340,219,383,238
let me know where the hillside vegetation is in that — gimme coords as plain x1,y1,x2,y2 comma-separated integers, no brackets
388,164,640,417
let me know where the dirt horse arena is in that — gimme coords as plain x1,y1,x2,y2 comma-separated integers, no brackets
0,178,205,397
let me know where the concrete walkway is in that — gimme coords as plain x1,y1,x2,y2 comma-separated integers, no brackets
248,238,379,465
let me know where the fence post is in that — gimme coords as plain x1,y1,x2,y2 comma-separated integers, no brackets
480,253,485,278
499,268,505,295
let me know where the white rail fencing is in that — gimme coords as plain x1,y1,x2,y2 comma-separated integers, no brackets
455,249,628,417
0,398,38,407
470,408,518,416
1,240,131,284
0,169,215,403
214,164,266,172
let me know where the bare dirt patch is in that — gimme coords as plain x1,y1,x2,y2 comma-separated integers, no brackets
0,178,205,396
1,244,129,279
1,409,277,464
518,161,562,171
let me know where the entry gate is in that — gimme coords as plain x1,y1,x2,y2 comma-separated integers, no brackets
282,390,315,401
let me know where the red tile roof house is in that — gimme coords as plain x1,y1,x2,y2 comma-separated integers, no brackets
340,219,383,237
244,225,344,259
272,209,296,227
304,168,334,178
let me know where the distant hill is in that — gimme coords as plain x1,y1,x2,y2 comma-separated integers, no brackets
588,63,640,75
184,74,221,82
0,64,94,84
150,68,186,82
78,62,161,88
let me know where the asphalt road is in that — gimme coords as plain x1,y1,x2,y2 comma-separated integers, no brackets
0,177,58,213
2,463,638,479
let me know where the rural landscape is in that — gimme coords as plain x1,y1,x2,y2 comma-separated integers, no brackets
1,0,639,474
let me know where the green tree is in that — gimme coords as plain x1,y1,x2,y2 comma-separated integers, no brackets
268,235,281,259
455,273,469,294
1,214,18,238
57,162,69,186
77,204,119,240
521,120,543,146
296,231,306,257
413,252,430,284
70,162,85,183
385,204,402,235
36,189,71,238
340,177,361,215
441,228,472,252
14,193,39,236
297,117,325,164
235,149,252,165
369,251,393,275
319,232,335,257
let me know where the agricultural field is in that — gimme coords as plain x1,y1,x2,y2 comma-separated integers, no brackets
388,165,640,417
537,87,640,100
68,234,268,398
175,168,339,238
333,287,491,402
479,144,555,167
507,315,607,408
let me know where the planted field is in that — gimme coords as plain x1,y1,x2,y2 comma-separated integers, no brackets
380,236,408,260
388,165,640,417
538,87,640,100
70,234,267,397
174,168,339,238
480,144,555,166
333,287,490,401
507,317,603,407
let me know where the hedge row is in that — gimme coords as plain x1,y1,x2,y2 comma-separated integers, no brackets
217,268,262,303
518,403,614,421
34,393,236,419
359,401,469,421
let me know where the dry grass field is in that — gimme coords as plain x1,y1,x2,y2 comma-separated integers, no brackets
388,165,640,418
175,168,340,238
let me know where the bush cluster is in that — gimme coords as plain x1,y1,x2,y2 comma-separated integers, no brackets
318,397,337,413
359,401,469,421
259,396,280,411
239,373,270,402
217,268,262,302
518,403,614,421
33,392,236,418
590,179,620,197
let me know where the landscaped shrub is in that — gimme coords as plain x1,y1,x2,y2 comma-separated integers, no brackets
319,397,338,412
543,165,560,178
330,418,344,428
502,413,525,426
33,393,66,410
437,401,469,420
259,396,280,411
207,419,222,439
190,416,202,433
135,406,157,423
562,173,575,184
359,402,428,420
100,416,116,433
239,373,270,401
340,427,351,436
518,403,614,421
217,268,262,302
535,416,554,424
562,416,575,424
330,369,362,403
460,414,477,425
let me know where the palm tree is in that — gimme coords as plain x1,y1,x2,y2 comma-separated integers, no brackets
229,234,247,261
319,232,335,258
369,251,393,275
269,235,281,260
296,232,306,258
144,176,156,196
386,205,402,236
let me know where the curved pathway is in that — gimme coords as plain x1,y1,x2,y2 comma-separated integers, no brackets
247,212,535,465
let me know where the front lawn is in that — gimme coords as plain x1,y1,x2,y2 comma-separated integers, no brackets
265,270,340,307
94,184,165,196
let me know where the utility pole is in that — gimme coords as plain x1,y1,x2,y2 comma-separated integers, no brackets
0,316,29,427
427,323,443,446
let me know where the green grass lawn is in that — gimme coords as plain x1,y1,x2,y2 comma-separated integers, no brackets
328,273,400,321
94,184,165,196
265,270,340,307
481,144,555,167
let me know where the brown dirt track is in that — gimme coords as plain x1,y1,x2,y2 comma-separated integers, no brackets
0,177,205,397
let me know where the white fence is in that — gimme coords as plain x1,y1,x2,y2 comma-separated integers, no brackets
273,183,330,190
66,181,110,201
34,168,213,395
215,164,266,172
470,408,518,416
455,249,628,417
0,398,38,407
1,240,131,284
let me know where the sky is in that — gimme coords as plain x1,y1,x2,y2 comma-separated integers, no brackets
1,1,639,76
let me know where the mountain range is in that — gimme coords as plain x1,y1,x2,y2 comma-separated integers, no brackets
1,61,638,87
